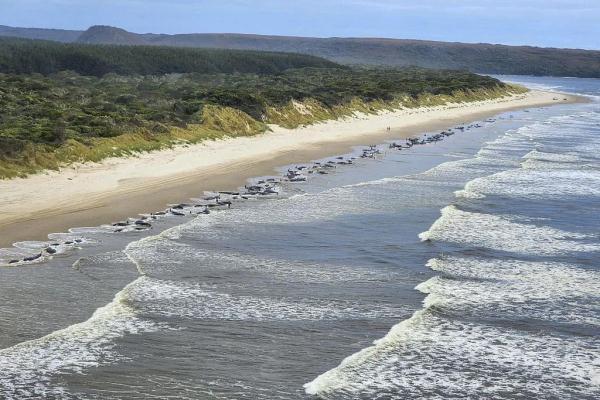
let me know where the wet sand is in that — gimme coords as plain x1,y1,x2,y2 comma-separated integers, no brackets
0,90,584,247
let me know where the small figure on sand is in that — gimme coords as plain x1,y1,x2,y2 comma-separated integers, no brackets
387,126,391,132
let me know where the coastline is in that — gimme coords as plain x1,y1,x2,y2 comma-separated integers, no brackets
0,89,584,247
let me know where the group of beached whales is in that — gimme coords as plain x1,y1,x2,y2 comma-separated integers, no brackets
6,120,492,265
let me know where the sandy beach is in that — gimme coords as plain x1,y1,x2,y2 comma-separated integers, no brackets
0,89,582,247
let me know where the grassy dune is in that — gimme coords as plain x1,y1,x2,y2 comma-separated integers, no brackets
0,83,525,179
266,85,527,128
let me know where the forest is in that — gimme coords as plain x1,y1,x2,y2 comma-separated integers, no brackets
0,37,339,76
4,24,600,78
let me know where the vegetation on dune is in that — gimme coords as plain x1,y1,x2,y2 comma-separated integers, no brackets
0,67,523,179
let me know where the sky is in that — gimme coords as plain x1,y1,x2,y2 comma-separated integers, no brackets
1,0,598,49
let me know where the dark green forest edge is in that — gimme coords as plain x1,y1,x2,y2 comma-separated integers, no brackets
0,38,525,179
4,24,600,78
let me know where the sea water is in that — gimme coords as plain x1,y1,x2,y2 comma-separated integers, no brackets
0,76,598,399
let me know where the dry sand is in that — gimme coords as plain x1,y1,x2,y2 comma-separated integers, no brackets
0,90,583,247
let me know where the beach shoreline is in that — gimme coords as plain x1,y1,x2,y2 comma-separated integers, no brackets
0,89,584,247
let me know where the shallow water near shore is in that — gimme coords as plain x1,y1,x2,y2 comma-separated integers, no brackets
1,76,599,399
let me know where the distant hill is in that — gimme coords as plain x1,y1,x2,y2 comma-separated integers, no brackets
1,24,600,77
0,25,82,43
0,37,340,76
77,25,147,45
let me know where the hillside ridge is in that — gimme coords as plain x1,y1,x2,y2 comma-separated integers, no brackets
1,24,599,77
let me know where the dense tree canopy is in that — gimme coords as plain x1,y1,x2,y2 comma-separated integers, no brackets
4,25,600,78
0,37,339,76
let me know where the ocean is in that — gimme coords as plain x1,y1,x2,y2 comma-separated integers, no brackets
0,76,598,399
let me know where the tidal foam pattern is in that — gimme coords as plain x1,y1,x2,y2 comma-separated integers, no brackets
306,109,600,399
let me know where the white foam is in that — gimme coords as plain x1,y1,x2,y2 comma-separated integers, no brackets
127,277,406,321
305,310,600,398
459,168,600,199
523,149,585,164
422,256,600,326
0,278,162,399
127,235,399,284
419,205,600,255
306,109,600,398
